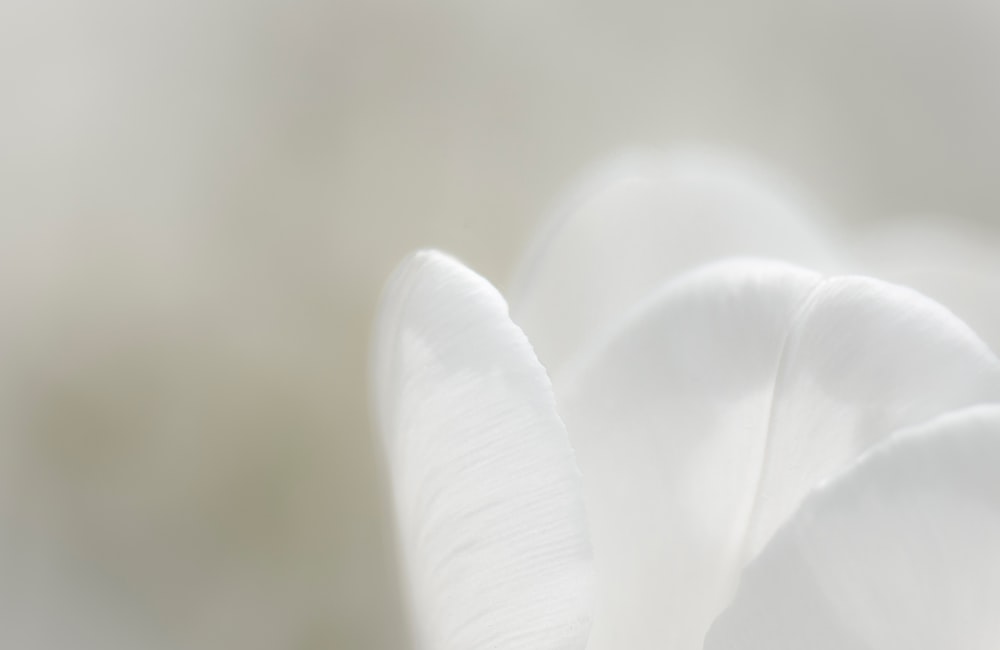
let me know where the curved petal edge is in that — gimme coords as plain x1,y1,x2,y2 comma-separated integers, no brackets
706,404,1000,650
371,250,593,650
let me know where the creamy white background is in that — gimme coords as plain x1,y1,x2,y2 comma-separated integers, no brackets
1,0,1000,647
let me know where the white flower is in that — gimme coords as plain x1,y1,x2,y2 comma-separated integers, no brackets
372,153,1000,650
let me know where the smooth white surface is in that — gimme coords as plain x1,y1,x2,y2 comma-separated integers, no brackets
372,250,592,650
557,259,1000,650
707,405,1000,650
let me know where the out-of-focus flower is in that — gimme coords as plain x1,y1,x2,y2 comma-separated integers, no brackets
372,154,1000,650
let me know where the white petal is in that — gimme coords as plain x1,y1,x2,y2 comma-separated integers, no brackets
508,151,843,376
556,259,1000,650
851,217,1000,355
706,405,1000,650
371,250,593,650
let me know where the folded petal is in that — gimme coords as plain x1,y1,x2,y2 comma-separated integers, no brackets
706,405,1000,650
508,152,843,376
556,259,1000,650
371,250,593,650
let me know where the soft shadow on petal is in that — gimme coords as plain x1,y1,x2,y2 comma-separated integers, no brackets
508,150,844,377
371,250,593,650
706,405,1000,650
557,259,1000,650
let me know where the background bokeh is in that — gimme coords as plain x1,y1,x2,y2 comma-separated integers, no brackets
2,0,999,647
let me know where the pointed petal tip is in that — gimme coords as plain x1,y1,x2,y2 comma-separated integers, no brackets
371,249,593,650
381,248,464,295
372,249,471,437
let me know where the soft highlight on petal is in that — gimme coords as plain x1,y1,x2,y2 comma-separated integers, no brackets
706,405,1000,650
372,250,593,650
508,151,843,376
557,259,1000,650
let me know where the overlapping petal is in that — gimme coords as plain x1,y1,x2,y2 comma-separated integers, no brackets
371,251,593,650
508,153,843,377
556,259,1000,650
706,405,1000,650
373,151,1000,650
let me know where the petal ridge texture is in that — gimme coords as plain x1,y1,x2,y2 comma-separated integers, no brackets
372,250,593,650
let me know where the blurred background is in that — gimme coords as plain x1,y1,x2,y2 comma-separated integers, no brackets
1,0,1000,647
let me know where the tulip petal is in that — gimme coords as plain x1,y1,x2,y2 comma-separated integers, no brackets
706,405,1000,650
557,259,1000,650
851,217,1000,355
508,152,843,376
371,250,593,650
